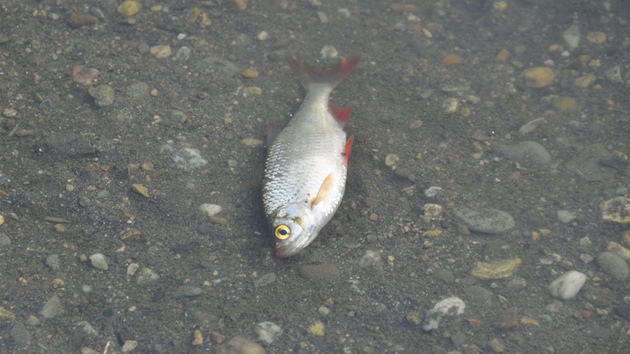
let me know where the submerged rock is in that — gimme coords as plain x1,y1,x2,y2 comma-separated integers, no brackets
494,141,551,167
548,271,587,300
453,206,515,234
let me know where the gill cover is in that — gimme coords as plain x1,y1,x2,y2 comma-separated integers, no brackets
271,203,318,258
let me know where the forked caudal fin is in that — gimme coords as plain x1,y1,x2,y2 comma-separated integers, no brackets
288,56,360,91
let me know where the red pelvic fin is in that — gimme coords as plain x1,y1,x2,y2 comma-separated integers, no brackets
330,104,352,124
343,136,354,165
288,56,360,89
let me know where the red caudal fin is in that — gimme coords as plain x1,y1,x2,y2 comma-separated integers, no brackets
343,136,354,165
288,56,359,90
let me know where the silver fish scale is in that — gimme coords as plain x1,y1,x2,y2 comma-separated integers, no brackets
263,117,347,221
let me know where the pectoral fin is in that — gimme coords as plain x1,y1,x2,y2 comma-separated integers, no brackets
312,173,334,207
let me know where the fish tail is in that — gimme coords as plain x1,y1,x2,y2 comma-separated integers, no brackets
288,56,359,91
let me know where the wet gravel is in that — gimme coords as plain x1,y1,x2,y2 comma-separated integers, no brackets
1,0,630,353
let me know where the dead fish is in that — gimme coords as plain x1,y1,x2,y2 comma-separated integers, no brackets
263,55,359,258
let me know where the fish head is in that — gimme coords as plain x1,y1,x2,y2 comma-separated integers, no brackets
270,202,318,258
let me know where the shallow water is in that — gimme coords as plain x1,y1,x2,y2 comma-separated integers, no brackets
1,0,630,353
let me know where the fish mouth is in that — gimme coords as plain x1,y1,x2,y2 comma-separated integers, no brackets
276,246,290,259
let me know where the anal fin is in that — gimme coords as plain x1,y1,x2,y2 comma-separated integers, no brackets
330,104,352,124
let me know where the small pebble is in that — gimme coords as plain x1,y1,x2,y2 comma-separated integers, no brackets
299,263,340,283
150,45,171,59
308,321,325,336
10,321,31,347
0,307,16,326
254,273,277,287
384,154,399,167
443,53,462,65
406,311,422,326
173,286,203,298
131,184,149,198
358,250,383,270
574,73,597,88
255,321,282,344
424,186,443,198
192,329,203,346
224,336,265,354
54,224,66,233
88,85,114,107
89,253,108,270
243,86,262,95
557,210,577,223
606,242,630,261
442,97,460,113
68,11,99,29
562,24,580,50
548,270,587,300
241,69,259,78
422,296,465,331
136,268,160,285
496,48,510,62
45,254,60,270
494,141,551,167
122,340,138,352
519,117,547,134
199,203,222,217
453,206,515,234
0,233,11,247
596,251,629,281
127,263,140,276
257,31,268,41
523,67,555,88
40,295,64,319
241,138,264,147
604,66,624,84
471,258,522,279
118,1,141,17
586,31,606,44
601,197,630,224
553,97,577,111
317,46,338,60
175,46,191,61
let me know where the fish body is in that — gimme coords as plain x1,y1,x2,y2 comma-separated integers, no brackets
263,56,359,258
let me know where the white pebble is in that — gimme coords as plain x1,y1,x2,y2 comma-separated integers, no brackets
424,186,443,198
562,24,580,50
257,31,268,41
199,203,222,217
422,296,465,331
255,321,282,344
548,270,587,300
318,306,330,316
320,45,338,59
136,268,160,285
122,340,138,352
557,210,576,223
89,253,108,270
127,262,140,276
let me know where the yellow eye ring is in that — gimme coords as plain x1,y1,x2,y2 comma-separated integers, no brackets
274,225,291,240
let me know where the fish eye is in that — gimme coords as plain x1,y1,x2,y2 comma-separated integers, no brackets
274,225,291,240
